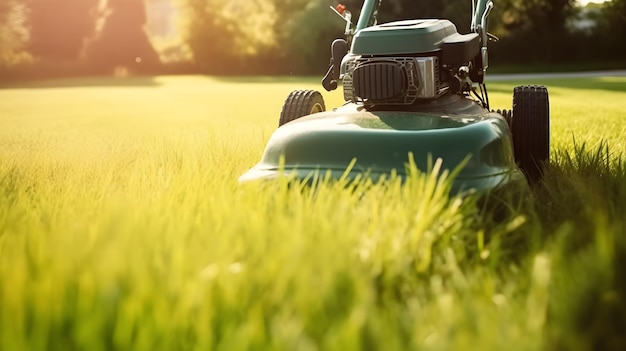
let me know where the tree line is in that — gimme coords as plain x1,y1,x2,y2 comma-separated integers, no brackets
1,0,624,80
0,0,159,80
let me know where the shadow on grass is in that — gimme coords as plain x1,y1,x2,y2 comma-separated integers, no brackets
3,74,625,96
209,75,323,85
532,141,626,351
485,77,626,94
212,75,626,95
0,75,162,89
0,74,324,89
474,140,626,350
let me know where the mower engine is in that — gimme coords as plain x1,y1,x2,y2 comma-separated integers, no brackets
322,0,496,108
340,19,480,106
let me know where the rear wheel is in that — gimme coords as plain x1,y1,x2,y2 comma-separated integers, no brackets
511,85,550,183
279,90,325,127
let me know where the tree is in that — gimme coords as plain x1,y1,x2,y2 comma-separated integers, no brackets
176,0,245,74
176,0,282,74
26,0,100,60
84,0,161,74
0,0,29,67
595,0,626,59
173,0,604,74
273,0,344,74
490,0,578,62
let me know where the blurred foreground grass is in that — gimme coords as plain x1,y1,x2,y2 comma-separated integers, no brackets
1,75,626,350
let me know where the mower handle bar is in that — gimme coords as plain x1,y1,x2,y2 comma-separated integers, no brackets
352,0,493,41
355,0,381,32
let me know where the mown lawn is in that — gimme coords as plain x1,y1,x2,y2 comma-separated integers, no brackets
1,75,625,350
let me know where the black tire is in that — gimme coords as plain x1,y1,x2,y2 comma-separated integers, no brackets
511,85,550,183
278,90,325,127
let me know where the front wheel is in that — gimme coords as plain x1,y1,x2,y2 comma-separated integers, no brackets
511,85,550,183
278,90,325,127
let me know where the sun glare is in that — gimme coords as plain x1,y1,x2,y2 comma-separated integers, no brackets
577,0,607,5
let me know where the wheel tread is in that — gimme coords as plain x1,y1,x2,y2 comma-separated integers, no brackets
279,90,326,126
512,85,550,182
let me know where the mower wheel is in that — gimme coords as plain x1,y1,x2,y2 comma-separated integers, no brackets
279,90,325,127
511,85,550,183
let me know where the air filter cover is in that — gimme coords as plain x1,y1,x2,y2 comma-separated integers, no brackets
353,61,407,102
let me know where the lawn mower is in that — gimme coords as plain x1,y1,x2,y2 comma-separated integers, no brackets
239,0,550,193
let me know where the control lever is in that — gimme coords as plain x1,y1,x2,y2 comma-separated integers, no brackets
322,39,348,91
487,32,499,42
330,4,353,37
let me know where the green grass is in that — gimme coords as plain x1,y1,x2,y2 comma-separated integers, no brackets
1,75,626,350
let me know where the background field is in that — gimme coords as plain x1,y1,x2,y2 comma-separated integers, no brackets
1,75,626,350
